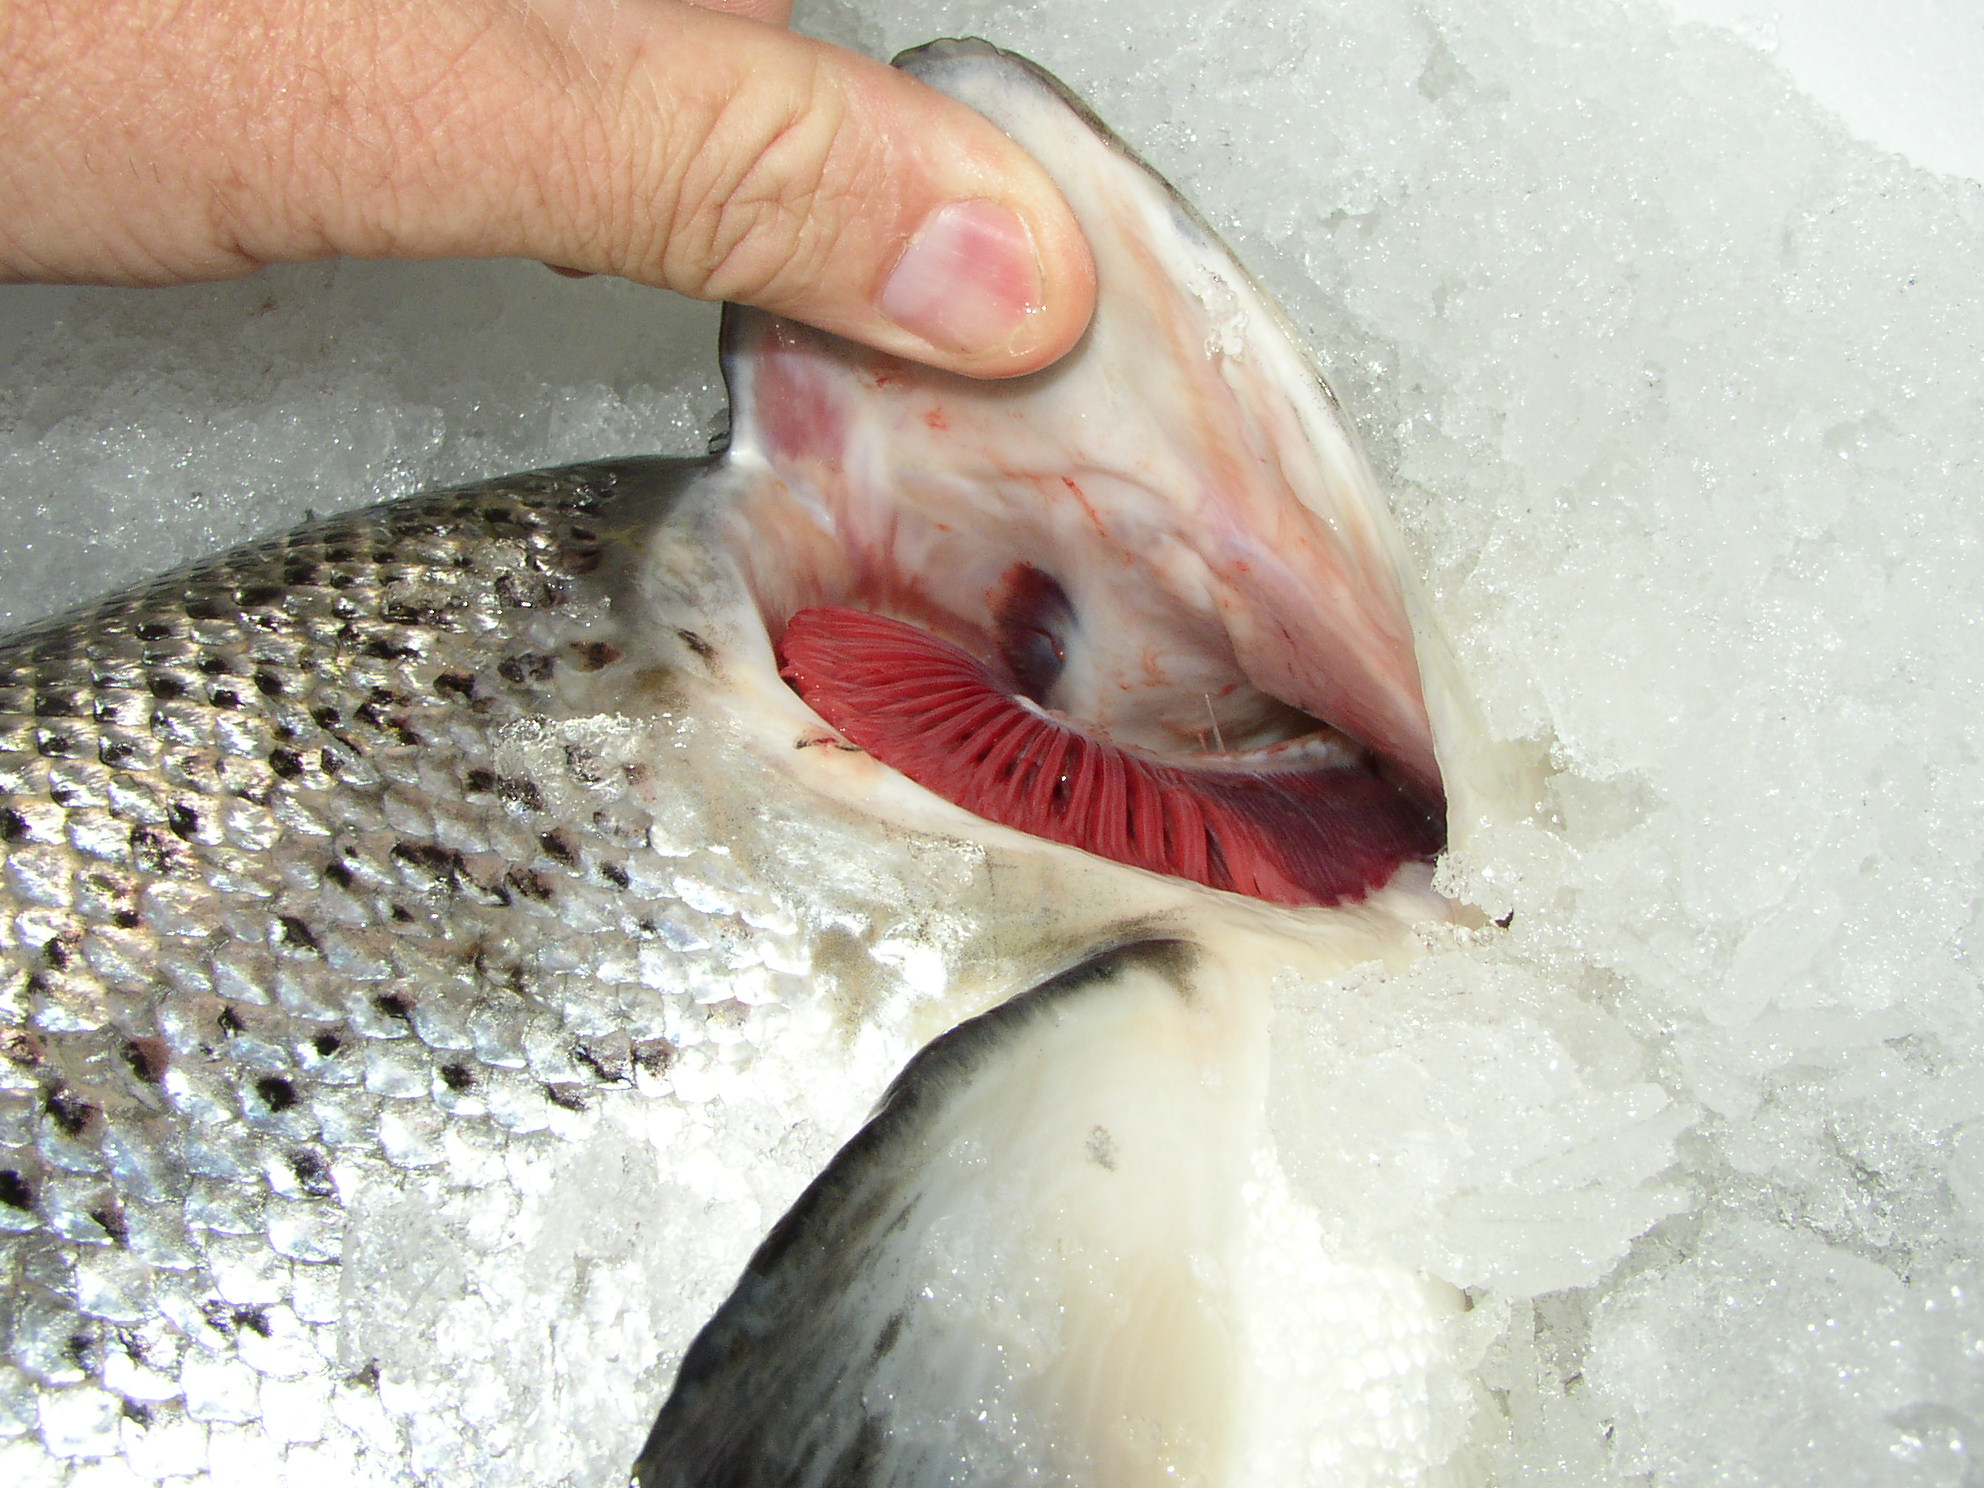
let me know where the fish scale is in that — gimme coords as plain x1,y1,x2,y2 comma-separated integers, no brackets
0,462,861,1483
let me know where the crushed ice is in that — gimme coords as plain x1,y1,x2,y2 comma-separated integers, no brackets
2,0,1981,1482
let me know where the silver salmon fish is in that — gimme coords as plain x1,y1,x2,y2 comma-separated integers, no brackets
0,40,1516,1487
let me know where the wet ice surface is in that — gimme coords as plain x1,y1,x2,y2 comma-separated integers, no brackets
3,0,1982,1483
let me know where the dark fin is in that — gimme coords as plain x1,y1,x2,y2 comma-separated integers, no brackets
632,939,1264,1488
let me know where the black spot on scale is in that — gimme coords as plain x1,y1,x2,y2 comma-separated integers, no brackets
495,575,572,610
572,1043,627,1084
505,867,556,903
676,628,716,661
122,1401,153,1427
252,670,285,698
538,831,578,867
278,916,322,953
216,1006,244,1035
0,1169,32,1210
633,1039,676,1076
313,1032,343,1058
254,1076,298,1113
0,808,29,843
440,1063,476,1094
373,993,415,1023
602,861,631,890
544,1084,588,1113
324,860,356,889
90,1205,128,1244
497,777,545,813
497,653,556,686
147,676,186,701
129,824,181,875
268,748,305,780
434,673,476,701
232,1306,271,1337
166,802,198,840
44,1089,95,1137
382,601,454,629
123,1039,166,1083
288,1151,337,1199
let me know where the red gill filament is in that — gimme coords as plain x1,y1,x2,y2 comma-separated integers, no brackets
777,606,1443,909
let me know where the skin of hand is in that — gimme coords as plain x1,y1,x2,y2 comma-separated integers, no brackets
0,0,1096,376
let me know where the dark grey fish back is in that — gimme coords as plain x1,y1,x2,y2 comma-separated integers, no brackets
0,458,718,1467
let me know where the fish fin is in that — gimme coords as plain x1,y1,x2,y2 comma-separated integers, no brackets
632,938,1267,1488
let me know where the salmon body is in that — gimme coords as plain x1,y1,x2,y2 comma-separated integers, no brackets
1,41,1522,1487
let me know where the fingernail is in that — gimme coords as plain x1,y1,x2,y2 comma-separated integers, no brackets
880,199,1044,356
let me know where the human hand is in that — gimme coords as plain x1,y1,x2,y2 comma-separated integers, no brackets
0,0,1095,376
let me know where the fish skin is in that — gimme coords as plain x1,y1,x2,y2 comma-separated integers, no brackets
0,39,1503,1487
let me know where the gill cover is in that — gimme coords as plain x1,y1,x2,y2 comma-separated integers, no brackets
712,38,1505,909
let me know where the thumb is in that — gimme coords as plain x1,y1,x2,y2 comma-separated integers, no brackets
0,0,1097,377
572,3,1098,376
